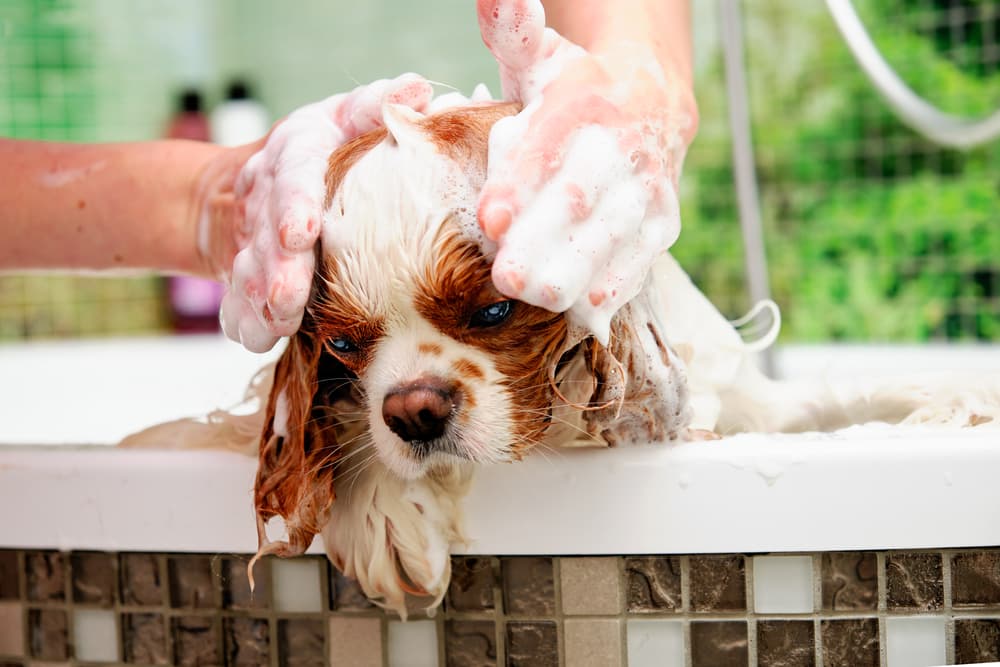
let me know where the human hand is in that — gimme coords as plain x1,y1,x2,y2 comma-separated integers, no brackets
476,0,698,343
197,74,433,352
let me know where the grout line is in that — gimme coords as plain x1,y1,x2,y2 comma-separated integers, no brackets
814,553,824,667
553,556,564,667
681,556,691,667
745,555,757,667
877,551,887,667
942,550,955,665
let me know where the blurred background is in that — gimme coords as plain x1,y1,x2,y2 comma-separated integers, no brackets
0,0,998,342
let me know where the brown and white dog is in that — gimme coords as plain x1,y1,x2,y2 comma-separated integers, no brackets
250,102,694,613
126,100,1000,617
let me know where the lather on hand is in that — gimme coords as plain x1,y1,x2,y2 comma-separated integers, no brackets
476,0,698,342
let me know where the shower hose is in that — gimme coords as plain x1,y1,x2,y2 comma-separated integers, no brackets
825,0,1000,149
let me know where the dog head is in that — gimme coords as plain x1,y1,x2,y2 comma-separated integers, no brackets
252,102,690,556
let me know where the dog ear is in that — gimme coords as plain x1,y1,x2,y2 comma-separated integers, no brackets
579,300,692,445
252,325,340,560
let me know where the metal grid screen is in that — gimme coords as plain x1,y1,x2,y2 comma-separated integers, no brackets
1,0,999,341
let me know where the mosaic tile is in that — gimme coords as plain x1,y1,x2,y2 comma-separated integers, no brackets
564,618,621,667
690,621,747,667
886,552,943,610
820,618,878,667
28,608,67,661
172,615,220,667
626,619,684,667
955,618,1000,663
505,621,557,667
0,602,24,656
224,617,270,667
690,555,746,612
0,552,19,600
329,616,382,667
72,609,117,662
447,557,496,613
757,620,814,667
388,620,437,667
501,558,555,616
71,552,116,606
821,552,877,611
625,556,681,613
952,551,1000,607
120,553,163,607
885,617,945,667
122,612,168,664
444,620,496,667
25,552,64,602
278,618,325,667
754,556,814,614
168,556,215,609
560,557,621,615
272,558,323,613
221,557,268,610
329,566,375,611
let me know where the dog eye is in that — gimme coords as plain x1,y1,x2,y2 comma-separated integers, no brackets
328,337,357,353
470,300,514,328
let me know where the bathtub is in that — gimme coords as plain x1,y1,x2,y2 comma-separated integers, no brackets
2,335,999,666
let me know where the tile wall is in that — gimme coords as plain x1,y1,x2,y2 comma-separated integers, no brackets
1,548,999,666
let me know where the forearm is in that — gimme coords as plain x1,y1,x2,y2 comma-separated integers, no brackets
0,138,224,277
541,0,693,85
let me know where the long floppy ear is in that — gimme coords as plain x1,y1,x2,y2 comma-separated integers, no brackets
252,323,341,561
579,295,693,445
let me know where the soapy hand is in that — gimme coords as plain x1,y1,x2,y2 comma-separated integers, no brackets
198,74,433,353
476,0,698,343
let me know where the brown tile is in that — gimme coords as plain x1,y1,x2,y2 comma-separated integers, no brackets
821,619,878,667
690,556,746,612
0,552,19,600
122,612,168,664
24,552,64,602
224,617,269,667
506,621,557,667
328,616,382,667
168,557,216,609
560,557,621,615
0,602,24,656
564,619,621,667
758,621,815,667
501,558,554,616
691,621,747,667
27,608,67,661
952,551,1000,607
221,557,268,610
955,618,1000,663
172,616,220,667
626,556,681,613
120,553,164,607
71,552,116,607
278,619,325,667
445,620,496,667
886,552,943,610
821,552,877,611
329,567,375,611
447,557,496,613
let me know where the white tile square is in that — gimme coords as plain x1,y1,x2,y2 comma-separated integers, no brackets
271,558,324,613
627,619,684,667
886,616,946,667
753,555,814,613
73,609,118,662
388,619,438,667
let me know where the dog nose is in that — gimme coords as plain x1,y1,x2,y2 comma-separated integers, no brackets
382,380,456,443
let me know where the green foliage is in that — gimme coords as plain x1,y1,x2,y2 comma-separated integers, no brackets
675,0,1000,341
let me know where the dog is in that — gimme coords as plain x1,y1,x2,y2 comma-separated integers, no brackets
125,99,1000,617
